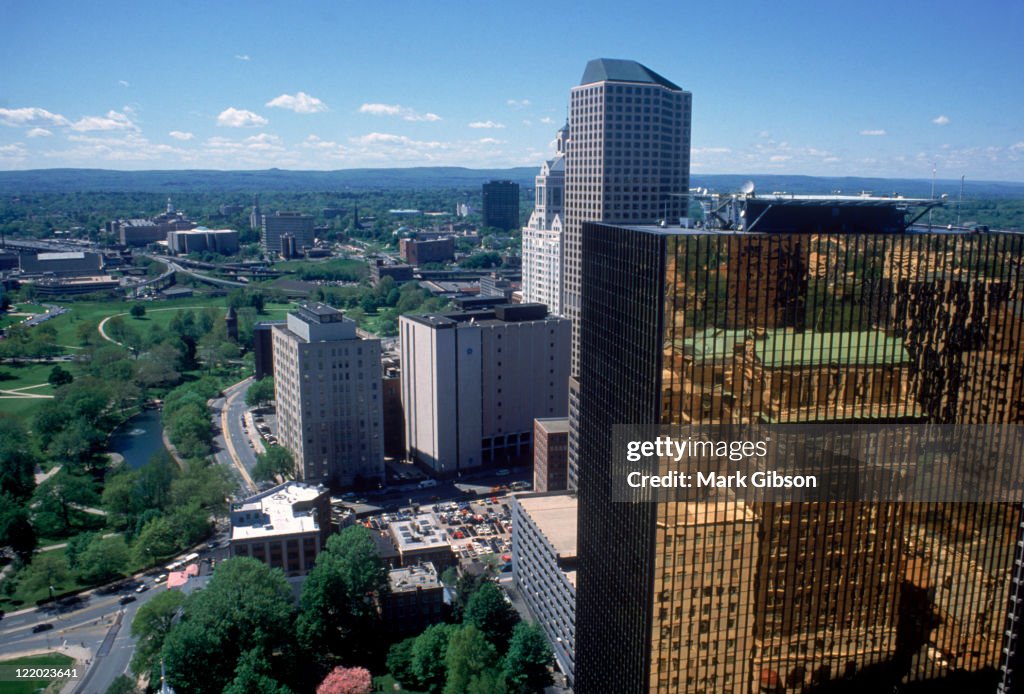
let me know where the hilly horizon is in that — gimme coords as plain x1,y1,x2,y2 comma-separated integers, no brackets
0,167,1023,199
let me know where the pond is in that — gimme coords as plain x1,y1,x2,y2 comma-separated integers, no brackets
108,408,170,469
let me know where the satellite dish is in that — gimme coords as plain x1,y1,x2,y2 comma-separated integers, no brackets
740,180,756,196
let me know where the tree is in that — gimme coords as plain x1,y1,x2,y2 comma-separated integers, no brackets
444,624,499,694
20,552,70,596
0,416,38,499
386,638,417,687
409,623,457,694
132,517,178,565
77,535,130,584
223,648,292,694
161,558,295,694
169,462,233,515
317,666,372,694
0,494,37,562
31,469,100,537
253,447,294,482
102,470,141,530
48,364,74,387
136,346,181,388
246,377,276,409
502,622,554,694
105,674,138,694
130,304,146,319
66,531,98,570
135,451,177,511
463,582,520,650
131,588,187,678
296,526,389,661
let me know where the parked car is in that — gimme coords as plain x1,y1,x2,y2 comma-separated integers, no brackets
119,596,137,605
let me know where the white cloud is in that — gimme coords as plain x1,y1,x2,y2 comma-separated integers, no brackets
932,115,950,126
216,107,268,128
522,120,532,126
118,80,130,87
1011,141,1024,153
49,132,188,163
860,129,887,136
71,110,138,132
235,54,251,61
539,116,554,125
469,120,505,129
477,138,504,145
0,107,70,128
266,92,328,114
507,99,531,108
27,128,53,138
359,103,441,122
168,131,195,141
693,147,732,154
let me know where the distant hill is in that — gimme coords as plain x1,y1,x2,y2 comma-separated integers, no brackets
0,167,540,193
0,167,1022,199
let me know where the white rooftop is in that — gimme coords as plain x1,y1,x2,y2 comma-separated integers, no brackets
36,252,86,261
231,482,324,541
389,513,450,552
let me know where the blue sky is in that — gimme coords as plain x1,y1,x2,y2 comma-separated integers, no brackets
1,0,1022,180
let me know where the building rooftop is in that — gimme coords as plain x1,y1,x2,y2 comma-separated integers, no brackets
579,58,683,91
680,329,910,367
389,513,450,553
35,252,87,261
517,494,577,561
535,417,570,435
388,562,442,593
230,482,325,541
756,330,909,368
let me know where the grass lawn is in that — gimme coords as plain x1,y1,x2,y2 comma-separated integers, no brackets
45,296,231,347
40,297,296,349
0,653,78,693
0,361,87,420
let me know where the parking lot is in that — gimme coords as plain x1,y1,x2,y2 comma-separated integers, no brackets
357,493,516,571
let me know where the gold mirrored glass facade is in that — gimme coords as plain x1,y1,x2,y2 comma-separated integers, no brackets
575,225,1024,693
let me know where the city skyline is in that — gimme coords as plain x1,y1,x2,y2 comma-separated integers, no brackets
1,0,1022,180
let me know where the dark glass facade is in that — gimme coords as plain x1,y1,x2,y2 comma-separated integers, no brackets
575,223,1024,693
482,179,521,231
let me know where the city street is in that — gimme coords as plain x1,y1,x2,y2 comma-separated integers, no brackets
210,377,258,496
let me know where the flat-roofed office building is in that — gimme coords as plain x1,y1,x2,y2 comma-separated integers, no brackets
272,303,384,488
400,304,570,475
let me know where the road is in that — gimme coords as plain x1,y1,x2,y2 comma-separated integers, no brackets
1,580,161,693
210,378,259,496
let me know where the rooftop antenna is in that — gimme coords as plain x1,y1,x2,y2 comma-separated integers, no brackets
929,165,936,228
740,180,756,198
957,174,964,227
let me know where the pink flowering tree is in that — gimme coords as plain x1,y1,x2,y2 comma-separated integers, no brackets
317,666,373,694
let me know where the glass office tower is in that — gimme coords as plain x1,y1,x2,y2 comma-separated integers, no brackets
574,225,1024,693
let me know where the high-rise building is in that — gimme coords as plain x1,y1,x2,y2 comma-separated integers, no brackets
573,221,1024,693
262,212,314,255
564,58,692,491
400,303,570,475
482,180,521,231
533,417,569,492
272,303,384,488
521,124,567,315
